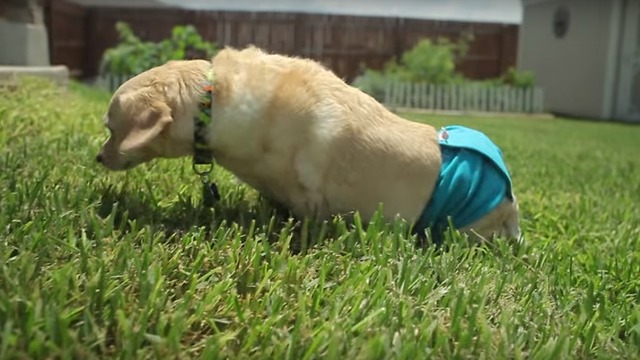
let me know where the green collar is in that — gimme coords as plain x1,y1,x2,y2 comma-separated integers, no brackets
193,69,214,166
192,69,219,206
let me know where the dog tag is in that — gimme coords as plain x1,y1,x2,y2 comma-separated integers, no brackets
202,181,221,207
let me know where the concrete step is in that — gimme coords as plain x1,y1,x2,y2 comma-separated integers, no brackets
0,65,69,87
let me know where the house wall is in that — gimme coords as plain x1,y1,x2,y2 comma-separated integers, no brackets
518,0,615,119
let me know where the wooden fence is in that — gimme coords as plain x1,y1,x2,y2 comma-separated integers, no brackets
383,82,545,114
44,0,519,83
43,0,87,77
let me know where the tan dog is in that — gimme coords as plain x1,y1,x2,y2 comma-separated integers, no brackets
97,46,520,243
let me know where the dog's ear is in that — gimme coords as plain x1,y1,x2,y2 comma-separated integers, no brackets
120,102,172,152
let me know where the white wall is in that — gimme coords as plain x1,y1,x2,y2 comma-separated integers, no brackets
518,0,615,119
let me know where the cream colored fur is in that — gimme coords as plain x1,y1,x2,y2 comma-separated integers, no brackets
97,46,520,242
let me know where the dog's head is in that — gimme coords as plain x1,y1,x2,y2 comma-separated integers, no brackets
96,60,210,171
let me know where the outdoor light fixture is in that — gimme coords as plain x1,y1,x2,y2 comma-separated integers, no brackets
553,5,570,39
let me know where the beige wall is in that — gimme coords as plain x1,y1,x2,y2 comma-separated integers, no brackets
518,0,615,119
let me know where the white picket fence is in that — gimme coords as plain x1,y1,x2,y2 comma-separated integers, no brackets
95,74,545,114
94,73,135,92
383,81,545,114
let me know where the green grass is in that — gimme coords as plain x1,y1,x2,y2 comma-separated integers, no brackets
1,77,640,359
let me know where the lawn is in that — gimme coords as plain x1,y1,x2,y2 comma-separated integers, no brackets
1,77,640,359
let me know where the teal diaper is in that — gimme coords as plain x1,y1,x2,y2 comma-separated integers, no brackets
414,125,513,241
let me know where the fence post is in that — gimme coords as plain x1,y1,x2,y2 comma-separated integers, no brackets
384,80,391,107
509,86,517,113
502,87,510,112
392,80,400,108
444,85,450,111
523,87,531,113
517,87,525,113
428,83,434,110
489,86,495,112
394,81,403,108
404,82,412,108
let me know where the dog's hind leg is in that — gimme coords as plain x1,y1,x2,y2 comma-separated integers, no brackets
500,195,522,242
460,196,521,244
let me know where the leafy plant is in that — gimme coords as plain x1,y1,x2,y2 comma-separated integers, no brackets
500,66,535,88
353,35,472,99
392,35,470,84
100,22,218,76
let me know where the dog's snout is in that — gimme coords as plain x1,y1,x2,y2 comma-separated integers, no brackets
96,154,103,163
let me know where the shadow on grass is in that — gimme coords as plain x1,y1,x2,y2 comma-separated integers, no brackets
94,184,354,253
96,184,281,230
94,184,469,254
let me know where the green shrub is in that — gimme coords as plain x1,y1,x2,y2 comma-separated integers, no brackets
500,67,535,88
352,35,471,100
100,22,218,76
391,37,467,84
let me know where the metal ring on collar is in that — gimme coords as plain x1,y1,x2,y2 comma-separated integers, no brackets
192,162,213,176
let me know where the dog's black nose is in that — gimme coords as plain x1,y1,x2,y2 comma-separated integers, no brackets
96,154,103,163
